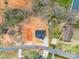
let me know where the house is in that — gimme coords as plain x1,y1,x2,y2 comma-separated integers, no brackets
22,16,49,45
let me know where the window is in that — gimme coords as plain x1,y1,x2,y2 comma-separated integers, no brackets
35,30,46,40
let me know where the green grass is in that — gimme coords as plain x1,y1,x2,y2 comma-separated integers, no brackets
70,45,79,54
73,29,79,40
59,44,79,54
0,51,18,59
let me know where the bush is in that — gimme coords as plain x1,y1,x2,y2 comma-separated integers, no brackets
3,9,27,26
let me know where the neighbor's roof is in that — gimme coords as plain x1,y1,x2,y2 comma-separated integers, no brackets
71,0,79,11
8,0,32,9
0,0,5,10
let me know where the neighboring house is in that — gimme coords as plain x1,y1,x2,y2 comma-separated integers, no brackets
0,0,5,25
71,0,79,11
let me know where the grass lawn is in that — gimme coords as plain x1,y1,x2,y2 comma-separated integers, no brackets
73,29,79,40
